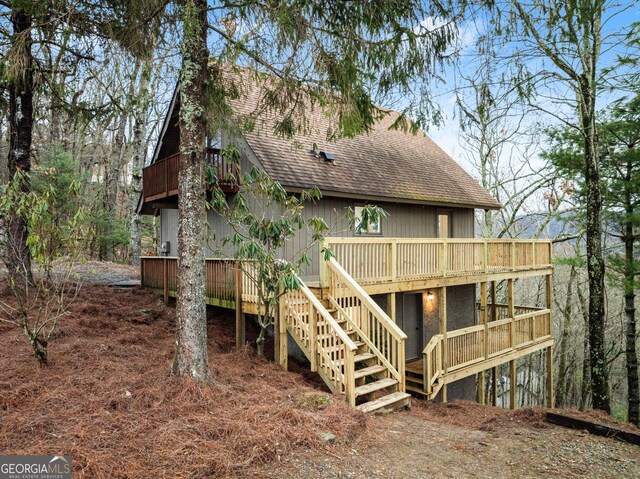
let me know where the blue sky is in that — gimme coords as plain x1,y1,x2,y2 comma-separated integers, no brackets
425,2,640,178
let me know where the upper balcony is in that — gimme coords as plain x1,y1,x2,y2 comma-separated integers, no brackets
320,237,553,293
142,147,239,205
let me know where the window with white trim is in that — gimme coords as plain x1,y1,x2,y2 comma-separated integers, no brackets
354,206,382,235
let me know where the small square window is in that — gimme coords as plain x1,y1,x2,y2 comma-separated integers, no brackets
354,206,382,235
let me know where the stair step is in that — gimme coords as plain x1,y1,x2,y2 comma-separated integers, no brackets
336,353,375,366
405,375,425,385
324,341,365,353
356,392,412,414
355,378,398,397
405,384,429,396
354,365,386,379
317,330,359,342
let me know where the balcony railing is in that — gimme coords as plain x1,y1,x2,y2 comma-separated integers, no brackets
321,238,552,286
422,308,552,396
142,147,239,203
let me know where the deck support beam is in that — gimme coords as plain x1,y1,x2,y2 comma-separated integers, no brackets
439,286,448,403
163,257,169,305
507,278,516,409
490,282,497,407
479,281,488,405
547,345,554,408
275,288,288,370
510,359,516,409
235,267,245,348
546,273,554,408
388,292,396,323
492,366,498,407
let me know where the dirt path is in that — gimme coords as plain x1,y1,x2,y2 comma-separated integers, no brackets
0,260,139,285
70,260,140,285
255,405,640,479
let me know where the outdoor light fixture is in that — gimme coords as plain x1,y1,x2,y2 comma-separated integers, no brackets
427,290,434,301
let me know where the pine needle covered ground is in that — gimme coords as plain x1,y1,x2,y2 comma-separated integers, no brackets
0,282,366,478
1,265,638,478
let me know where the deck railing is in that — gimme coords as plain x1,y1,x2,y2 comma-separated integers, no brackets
477,303,543,322
322,238,552,286
142,147,239,203
422,308,552,396
282,277,358,405
326,257,407,389
423,334,443,395
141,257,246,307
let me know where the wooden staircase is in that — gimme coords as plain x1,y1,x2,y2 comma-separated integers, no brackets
282,260,410,414
325,305,410,413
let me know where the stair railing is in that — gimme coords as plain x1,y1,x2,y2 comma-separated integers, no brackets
422,334,443,396
282,276,358,406
326,257,407,390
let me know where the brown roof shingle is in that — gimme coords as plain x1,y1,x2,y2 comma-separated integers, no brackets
230,83,500,210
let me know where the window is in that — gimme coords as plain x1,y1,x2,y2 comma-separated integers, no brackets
438,212,451,239
354,206,382,235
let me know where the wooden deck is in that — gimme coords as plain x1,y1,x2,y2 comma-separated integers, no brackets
406,322,553,399
142,147,239,204
140,237,553,411
321,237,553,295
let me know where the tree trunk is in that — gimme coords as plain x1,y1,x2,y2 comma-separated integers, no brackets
5,8,34,290
129,58,153,266
172,0,211,381
624,159,639,425
576,276,591,410
580,76,610,413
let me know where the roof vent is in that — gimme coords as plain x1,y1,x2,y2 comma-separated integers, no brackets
320,151,335,162
311,143,319,157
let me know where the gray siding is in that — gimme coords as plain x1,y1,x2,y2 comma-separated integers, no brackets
160,199,475,277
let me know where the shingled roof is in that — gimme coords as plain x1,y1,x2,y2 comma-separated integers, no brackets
151,73,501,211
229,81,501,210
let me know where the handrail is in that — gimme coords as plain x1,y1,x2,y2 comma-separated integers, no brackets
328,257,407,341
326,256,406,391
419,309,552,388
282,276,357,406
322,237,553,287
297,279,358,352
514,308,552,321
422,334,443,395
326,237,553,244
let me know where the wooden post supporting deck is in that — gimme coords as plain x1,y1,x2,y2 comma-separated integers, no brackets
510,359,517,410
440,286,448,403
235,266,245,349
508,278,516,409
163,257,168,305
275,286,288,370
388,292,396,323
492,367,498,407
546,273,554,408
547,345,554,408
490,281,498,407
479,282,488,405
